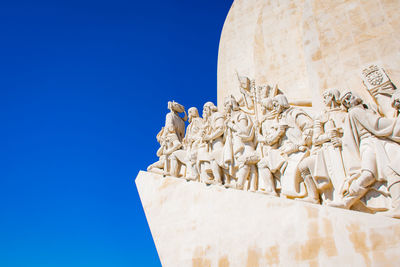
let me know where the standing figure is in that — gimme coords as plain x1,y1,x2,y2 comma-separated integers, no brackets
223,95,259,191
270,94,314,199
237,75,255,112
147,101,187,175
329,91,400,218
170,107,203,180
197,102,225,185
297,89,347,204
256,98,280,196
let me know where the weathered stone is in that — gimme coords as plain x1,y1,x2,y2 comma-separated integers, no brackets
217,0,400,111
136,171,400,266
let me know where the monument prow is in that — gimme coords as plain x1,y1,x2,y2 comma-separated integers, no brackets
136,171,400,266
137,0,400,264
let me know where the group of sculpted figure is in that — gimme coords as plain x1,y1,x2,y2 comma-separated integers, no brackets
148,65,400,219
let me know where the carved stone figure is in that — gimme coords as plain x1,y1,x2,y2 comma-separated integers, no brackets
361,65,397,118
197,102,225,185
223,95,259,191
329,92,400,218
147,72,400,219
237,76,255,112
148,101,187,175
297,89,347,204
170,107,203,180
270,94,314,199
256,98,280,196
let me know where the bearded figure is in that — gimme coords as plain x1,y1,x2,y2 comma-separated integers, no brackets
297,89,347,204
223,95,259,191
197,102,225,185
329,91,400,219
170,107,204,180
266,94,314,199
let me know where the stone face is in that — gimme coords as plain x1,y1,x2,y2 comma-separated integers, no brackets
136,171,400,266
217,0,400,111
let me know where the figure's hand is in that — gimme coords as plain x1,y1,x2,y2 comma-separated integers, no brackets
280,144,297,155
279,146,290,155
302,129,313,146
278,125,286,132
348,180,362,196
258,135,267,144
227,122,236,131
167,126,175,133
327,129,338,139
340,179,351,196
331,137,342,148
298,146,307,152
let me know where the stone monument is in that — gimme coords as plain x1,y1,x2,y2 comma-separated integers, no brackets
136,0,400,266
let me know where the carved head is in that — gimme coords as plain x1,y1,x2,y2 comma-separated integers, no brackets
188,107,199,123
203,102,217,119
223,95,239,113
340,91,363,109
257,85,271,99
322,89,341,107
391,91,400,111
272,94,289,114
238,76,251,91
168,101,185,113
261,97,274,111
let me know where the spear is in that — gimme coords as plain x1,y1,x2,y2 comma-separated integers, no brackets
251,79,264,158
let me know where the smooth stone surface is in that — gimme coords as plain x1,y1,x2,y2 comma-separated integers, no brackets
217,0,400,111
136,171,400,266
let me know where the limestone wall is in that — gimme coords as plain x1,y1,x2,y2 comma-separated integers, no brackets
136,171,400,266
217,0,400,110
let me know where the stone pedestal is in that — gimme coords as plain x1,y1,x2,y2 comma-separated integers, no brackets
136,171,400,266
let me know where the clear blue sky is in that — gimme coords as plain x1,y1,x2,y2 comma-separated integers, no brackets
1,1,233,266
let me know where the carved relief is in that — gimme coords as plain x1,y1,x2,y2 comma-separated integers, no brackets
361,64,397,118
148,66,400,219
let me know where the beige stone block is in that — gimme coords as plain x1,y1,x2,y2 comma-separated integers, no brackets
347,5,367,27
136,171,400,266
218,0,400,109
334,31,354,51
339,46,360,69
376,36,400,58
381,0,400,20
381,54,400,85
389,18,400,35
358,39,380,64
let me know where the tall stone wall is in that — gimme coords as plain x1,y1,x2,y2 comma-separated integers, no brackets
217,0,400,110
136,171,400,266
